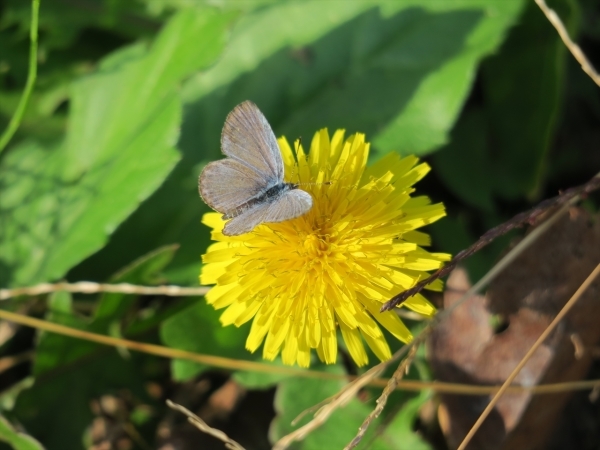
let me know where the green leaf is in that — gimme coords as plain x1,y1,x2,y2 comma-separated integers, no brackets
0,9,234,288
0,415,44,450
431,110,494,212
481,0,576,199
160,300,253,380
64,9,232,177
181,0,525,156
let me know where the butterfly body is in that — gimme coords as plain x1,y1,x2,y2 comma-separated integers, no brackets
199,101,313,236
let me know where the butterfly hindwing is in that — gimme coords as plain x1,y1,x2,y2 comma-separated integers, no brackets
222,201,271,236
222,189,313,236
263,189,313,223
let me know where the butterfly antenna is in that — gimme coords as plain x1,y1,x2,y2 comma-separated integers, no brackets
297,180,333,187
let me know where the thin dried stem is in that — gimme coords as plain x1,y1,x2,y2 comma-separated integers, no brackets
382,173,600,311
2,307,600,396
535,0,600,87
0,308,324,375
457,263,600,450
0,281,210,300
273,363,388,450
345,342,420,450
166,400,246,450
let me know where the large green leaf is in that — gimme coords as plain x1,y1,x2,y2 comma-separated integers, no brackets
77,0,525,286
0,9,233,288
182,0,525,157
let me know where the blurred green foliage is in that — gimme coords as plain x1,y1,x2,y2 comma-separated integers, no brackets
1,0,599,448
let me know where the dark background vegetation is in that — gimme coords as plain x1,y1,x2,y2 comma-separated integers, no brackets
0,0,599,449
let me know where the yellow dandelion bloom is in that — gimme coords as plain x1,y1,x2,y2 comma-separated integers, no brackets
200,129,450,368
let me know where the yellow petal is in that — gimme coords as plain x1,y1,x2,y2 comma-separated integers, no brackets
340,322,368,367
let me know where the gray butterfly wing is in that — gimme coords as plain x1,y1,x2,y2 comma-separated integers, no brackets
222,189,313,236
221,101,283,183
263,189,313,223
199,159,267,215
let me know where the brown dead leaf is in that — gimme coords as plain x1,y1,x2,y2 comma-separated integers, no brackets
428,208,600,450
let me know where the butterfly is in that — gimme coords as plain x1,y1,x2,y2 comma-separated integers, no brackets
199,101,313,236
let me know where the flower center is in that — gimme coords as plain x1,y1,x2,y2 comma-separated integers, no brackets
300,220,341,263
303,233,327,257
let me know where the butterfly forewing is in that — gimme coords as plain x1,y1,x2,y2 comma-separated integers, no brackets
221,101,283,183
199,159,268,215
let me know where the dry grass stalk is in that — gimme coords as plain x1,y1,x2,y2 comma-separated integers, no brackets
535,0,600,87
344,341,421,450
4,305,600,396
456,263,600,450
0,281,210,300
166,399,245,450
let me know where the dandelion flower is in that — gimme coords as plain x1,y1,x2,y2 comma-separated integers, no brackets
200,129,450,367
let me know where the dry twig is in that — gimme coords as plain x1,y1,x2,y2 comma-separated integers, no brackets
166,400,245,450
0,281,209,301
382,173,600,311
535,0,600,87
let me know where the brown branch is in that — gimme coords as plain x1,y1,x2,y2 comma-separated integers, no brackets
381,174,600,311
